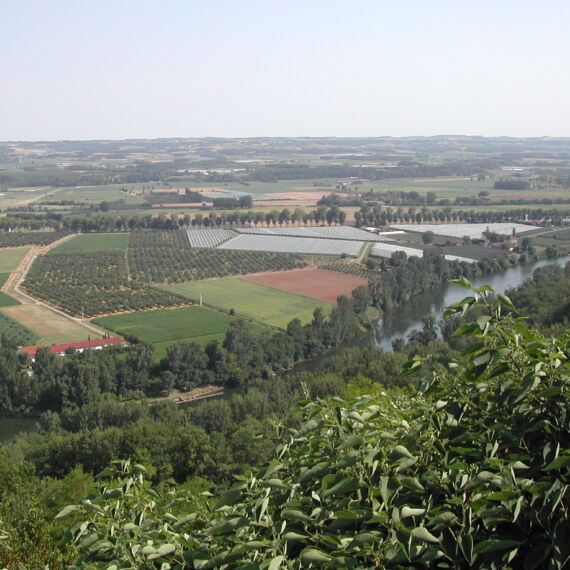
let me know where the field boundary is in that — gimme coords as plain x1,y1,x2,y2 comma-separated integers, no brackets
1,234,109,340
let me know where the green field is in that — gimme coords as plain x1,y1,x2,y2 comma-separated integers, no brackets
47,233,130,254
93,305,267,359
43,184,146,204
0,312,37,345
159,277,333,328
0,274,19,307
165,178,340,195
0,247,29,272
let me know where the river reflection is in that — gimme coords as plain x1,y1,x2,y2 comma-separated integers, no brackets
374,256,570,351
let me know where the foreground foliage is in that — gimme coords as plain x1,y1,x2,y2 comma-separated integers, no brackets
58,283,570,568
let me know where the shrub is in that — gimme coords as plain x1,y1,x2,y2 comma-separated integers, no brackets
57,282,570,568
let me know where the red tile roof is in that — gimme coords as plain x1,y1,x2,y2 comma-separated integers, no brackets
20,337,123,358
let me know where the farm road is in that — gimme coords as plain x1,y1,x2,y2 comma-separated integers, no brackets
1,234,109,339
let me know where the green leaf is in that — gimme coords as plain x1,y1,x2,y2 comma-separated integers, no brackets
450,276,472,289
337,434,364,449
399,476,425,491
77,533,99,551
148,543,176,560
544,456,570,471
401,506,426,518
262,461,284,479
300,547,332,563
281,508,311,522
55,504,80,519
266,478,289,490
322,477,358,497
496,294,516,311
473,539,523,554
283,532,307,542
214,488,242,509
411,526,441,544
392,445,414,459
268,555,285,570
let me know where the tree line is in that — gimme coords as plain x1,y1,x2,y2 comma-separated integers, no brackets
355,205,570,227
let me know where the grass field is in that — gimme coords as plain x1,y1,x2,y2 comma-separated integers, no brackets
0,247,30,272
159,277,333,328
0,313,37,346
0,274,19,307
43,184,146,204
166,178,340,195
0,305,99,345
47,233,130,254
93,305,267,359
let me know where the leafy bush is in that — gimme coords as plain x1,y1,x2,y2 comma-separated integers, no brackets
56,281,570,568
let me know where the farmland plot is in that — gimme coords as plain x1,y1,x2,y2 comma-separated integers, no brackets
129,230,305,282
159,278,332,328
390,223,537,239
239,268,368,304
186,229,232,248
1,304,98,345
94,305,266,359
47,233,129,254
0,312,37,345
219,234,364,256
0,231,69,248
236,226,394,242
0,248,30,272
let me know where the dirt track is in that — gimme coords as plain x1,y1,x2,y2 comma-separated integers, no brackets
1,234,109,340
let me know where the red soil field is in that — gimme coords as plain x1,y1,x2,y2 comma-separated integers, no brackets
239,268,368,304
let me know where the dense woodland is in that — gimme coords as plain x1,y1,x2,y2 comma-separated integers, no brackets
0,265,569,567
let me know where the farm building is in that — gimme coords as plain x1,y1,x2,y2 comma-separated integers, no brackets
19,337,124,361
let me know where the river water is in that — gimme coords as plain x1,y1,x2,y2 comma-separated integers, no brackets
0,417,37,444
373,255,570,351
1,256,568,439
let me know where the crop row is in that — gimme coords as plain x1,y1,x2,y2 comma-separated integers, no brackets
128,247,306,283
319,261,379,280
128,230,306,283
23,251,187,316
0,230,70,248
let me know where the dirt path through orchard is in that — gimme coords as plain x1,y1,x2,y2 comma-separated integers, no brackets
1,234,109,341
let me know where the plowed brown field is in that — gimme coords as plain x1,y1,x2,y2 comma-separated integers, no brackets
239,268,368,304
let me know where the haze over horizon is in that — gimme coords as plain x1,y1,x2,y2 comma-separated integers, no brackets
2,0,569,141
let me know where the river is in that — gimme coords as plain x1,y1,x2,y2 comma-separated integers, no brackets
1,256,568,436
0,417,37,444
373,255,570,351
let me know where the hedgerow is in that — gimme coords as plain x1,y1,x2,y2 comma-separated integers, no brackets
57,282,570,568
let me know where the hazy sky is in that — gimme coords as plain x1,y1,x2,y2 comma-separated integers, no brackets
2,0,569,140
